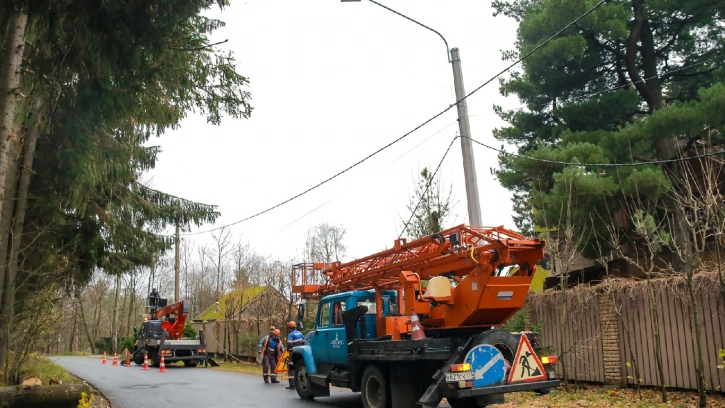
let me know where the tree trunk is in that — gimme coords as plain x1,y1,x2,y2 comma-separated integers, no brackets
0,136,18,321
686,274,707,407
646,274,667,402
0,104,42,364
67,306,76,353
111,274,120,354
0,9,27,220
78,289,95,354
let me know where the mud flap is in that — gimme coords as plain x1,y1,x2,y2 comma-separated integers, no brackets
207,357,220,367
418,337,473,407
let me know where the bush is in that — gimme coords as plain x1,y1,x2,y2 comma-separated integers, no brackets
183,324,197,339
239,335,259,357
93,337,135,353
119,337,135,351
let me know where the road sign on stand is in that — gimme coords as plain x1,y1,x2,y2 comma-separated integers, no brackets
275,350,290,373
507,335,546,383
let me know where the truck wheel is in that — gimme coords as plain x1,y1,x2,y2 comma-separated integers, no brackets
474,329,518,365
295,359,315,400
184,360,198,367
361,365,389,408
534,387,551,395
133,350,144,365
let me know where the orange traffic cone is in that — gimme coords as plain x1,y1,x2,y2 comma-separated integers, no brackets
101,352,107,365
410,309,426,340
112,351,119,366
142,352,150,370
125,352,131,368
157,354,167,373
391,322,401,341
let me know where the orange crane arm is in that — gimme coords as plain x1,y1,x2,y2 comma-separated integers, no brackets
154,300,189,340
292,225,545,334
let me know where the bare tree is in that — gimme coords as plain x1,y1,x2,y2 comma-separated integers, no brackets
306,223,346,264
211,228,232,300
400,167,454,238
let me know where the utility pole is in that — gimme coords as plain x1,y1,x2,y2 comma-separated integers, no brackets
175,218,180,302
342,0,483,226
451,48,482,226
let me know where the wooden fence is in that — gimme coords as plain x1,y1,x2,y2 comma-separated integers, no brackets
527,273,725,392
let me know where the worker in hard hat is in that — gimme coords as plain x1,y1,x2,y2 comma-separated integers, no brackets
285,321,305,390
258,328,284,383
257,325,276,357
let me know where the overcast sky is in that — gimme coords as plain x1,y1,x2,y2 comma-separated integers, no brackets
147,0,522,261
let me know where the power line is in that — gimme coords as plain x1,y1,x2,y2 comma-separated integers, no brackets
399,136,458,239
521,57,718,111
465,135,725,167
182,0,610,236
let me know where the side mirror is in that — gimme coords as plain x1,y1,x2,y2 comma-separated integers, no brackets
297,321,304,331
133,326,137,336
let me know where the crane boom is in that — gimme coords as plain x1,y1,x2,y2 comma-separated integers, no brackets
293,225,545,334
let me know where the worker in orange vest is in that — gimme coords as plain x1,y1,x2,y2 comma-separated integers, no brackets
259,329,284,383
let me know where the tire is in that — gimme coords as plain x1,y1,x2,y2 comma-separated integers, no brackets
184,360,198,367
447,397,479,408
133,350,144,365
534,387,551,395
294,359,315,400
473,329,518,366
148,352,159,368
361,365,389,408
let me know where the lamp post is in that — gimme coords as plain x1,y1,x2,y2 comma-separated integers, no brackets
342,0,482,226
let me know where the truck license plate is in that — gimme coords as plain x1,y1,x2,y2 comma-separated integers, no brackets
445,371,474,382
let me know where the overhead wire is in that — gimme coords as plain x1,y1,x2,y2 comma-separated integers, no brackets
465,135,725,167
399,135,459,239
181,0,610,236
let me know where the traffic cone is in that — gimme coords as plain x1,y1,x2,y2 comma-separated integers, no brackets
157,354,167,373
410,309,426,340
125,352,131,368
142,352,150,370
101,352,107,365
112,351,119,366
391,321,401,341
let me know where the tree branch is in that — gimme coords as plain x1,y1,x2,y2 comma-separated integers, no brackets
169,39,229,52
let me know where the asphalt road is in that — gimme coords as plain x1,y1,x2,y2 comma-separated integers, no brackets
51,356,368,408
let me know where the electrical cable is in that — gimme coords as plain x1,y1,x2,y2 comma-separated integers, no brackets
182,0,610,236
518,57,719,111
399,136,459,239
465,135,725,167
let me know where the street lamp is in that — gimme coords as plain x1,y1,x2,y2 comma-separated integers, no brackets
342,0,482,227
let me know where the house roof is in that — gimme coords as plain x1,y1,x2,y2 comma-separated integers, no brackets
194,286,266,321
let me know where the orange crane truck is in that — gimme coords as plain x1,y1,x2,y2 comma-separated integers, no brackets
132,298,207,367
290,225,559,408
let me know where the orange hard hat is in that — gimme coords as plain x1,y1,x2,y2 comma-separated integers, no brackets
287,321,296,328
273,329,281,336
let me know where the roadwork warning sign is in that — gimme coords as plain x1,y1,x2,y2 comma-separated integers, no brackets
275,350,290,373
507,335,546,383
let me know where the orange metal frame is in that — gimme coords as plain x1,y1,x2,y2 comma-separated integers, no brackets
155,300,187,340
292,225,545,336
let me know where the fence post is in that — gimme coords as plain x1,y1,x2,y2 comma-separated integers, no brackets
599,291,623,386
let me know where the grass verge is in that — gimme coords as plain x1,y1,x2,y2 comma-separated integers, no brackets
498,385,725,407
12,353,80,385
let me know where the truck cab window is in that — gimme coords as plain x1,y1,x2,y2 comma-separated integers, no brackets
332,301,346,326
356,299,376,314
319,302,331,327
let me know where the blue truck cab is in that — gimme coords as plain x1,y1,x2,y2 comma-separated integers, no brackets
290,289,558,408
